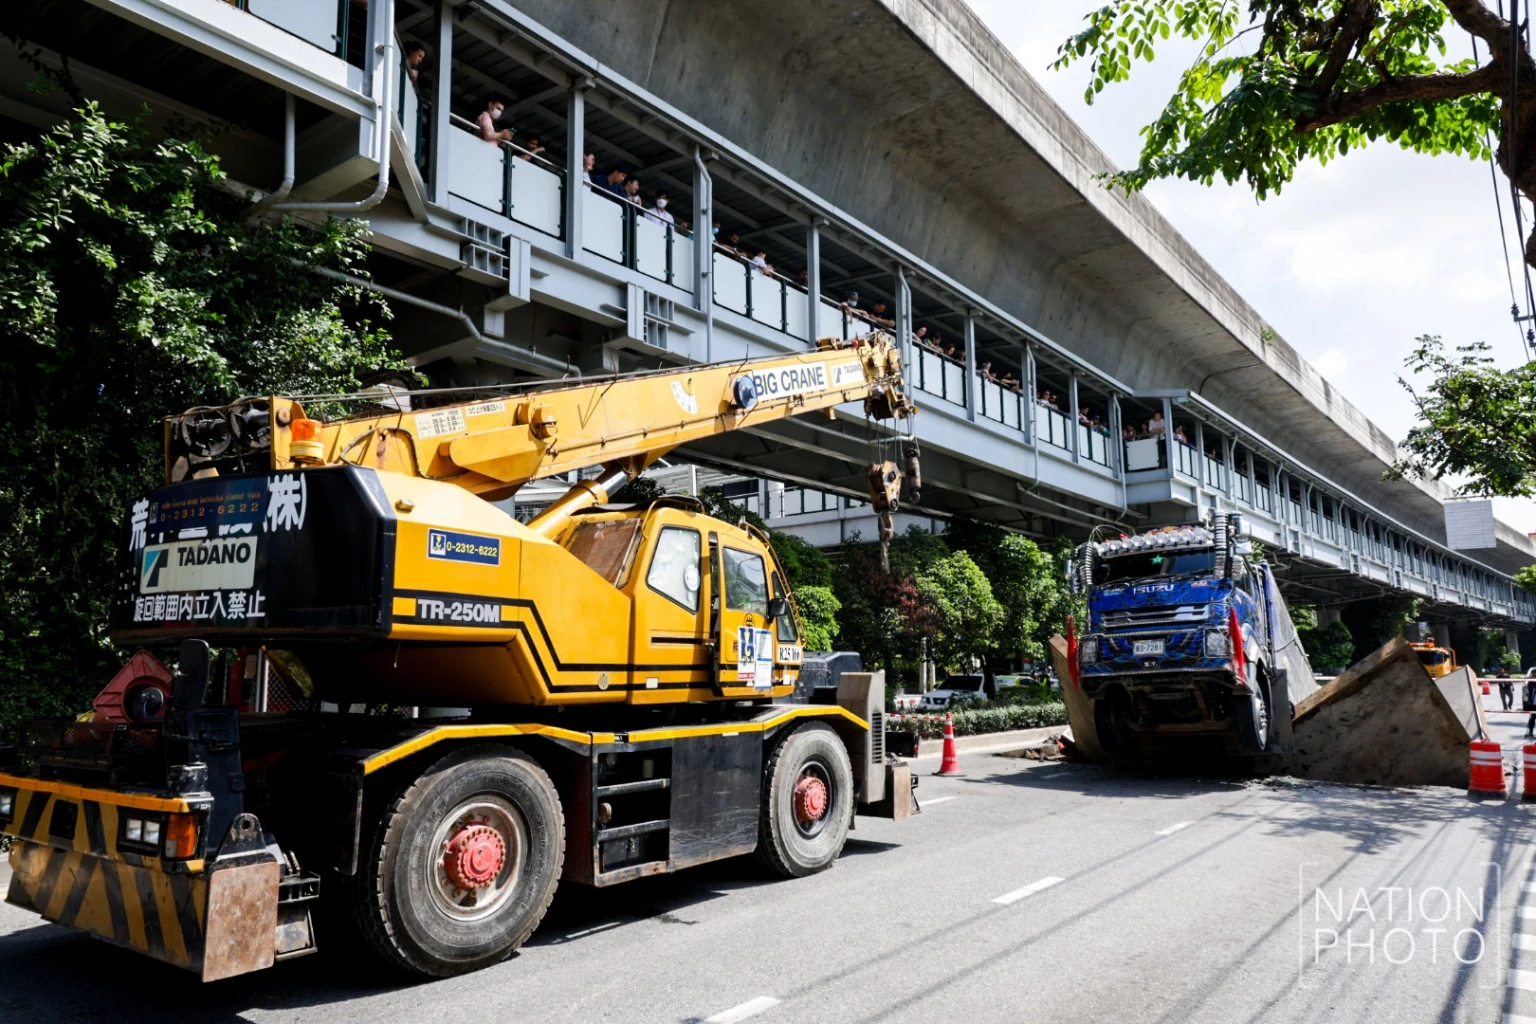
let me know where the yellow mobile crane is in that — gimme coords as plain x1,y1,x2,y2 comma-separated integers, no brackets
0,335,918,981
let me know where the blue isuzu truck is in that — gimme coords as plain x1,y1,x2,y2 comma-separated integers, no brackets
1069,513,1316,756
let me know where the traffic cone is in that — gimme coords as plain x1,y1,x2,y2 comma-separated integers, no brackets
1524,744,1536,803
1482,677,1491,696
934,712,965,777
1468,739,1507,799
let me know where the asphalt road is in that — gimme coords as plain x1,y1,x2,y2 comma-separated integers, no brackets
4,723,1536,1024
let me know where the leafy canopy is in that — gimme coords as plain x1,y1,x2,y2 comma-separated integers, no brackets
1391,335,1536,495
0,104,397,732
912,550,1005,670
1053,1,1504,199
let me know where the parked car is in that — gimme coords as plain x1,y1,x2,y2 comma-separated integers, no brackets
917,674,989,710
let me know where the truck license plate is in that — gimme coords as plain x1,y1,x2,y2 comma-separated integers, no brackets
1133,639,1165,656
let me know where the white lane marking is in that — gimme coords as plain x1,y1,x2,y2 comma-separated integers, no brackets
923,796,958,806
993,876,1065,905
1524,881,1536,895
703,997,781,1024
1505,1014,1536,1024
1510,969,1536,992
1519,907,1536,920
1155,821,1194,836
1514,933,1536,951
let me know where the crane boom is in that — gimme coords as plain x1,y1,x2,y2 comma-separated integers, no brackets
165,333,914,537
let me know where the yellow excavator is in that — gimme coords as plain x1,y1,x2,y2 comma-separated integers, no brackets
0,334,918,982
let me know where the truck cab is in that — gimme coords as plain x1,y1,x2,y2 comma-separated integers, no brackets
1071,514,1315,756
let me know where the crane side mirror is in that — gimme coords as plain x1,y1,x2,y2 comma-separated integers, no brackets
767,596,789,619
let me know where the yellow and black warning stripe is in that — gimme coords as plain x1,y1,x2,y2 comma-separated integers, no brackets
3,781,207,973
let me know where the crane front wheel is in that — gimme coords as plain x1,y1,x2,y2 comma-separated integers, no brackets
354,747,564,977
757,723,854,878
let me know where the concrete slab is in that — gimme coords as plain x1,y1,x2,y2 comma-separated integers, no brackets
1263,638,1473,789
1432,665,1490,745
1048,633,1105,761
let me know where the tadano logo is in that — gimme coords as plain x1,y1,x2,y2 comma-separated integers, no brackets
141,549,169,590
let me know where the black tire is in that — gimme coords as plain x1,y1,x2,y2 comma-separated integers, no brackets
1093,697,1122,753
756,723,854,878
352,745,564,977
1093,690,1136,754
1233,675,1271,755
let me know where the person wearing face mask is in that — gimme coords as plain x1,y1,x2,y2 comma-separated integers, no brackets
476,98,513,144
647,191,675,225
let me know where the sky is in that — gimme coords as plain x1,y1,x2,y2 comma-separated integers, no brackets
965,1,1536,536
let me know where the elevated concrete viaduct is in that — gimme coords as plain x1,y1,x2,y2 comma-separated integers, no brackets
1,0,1530,628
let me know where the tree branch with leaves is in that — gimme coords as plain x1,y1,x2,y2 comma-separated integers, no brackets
1055,0,1536,260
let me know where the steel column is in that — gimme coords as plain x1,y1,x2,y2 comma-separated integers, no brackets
806,219,821,343
564,84,586,259
428,3,454,204
1068,375,1080,463
963,314,977,421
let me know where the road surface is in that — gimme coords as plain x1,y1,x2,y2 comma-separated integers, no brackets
2,725,1534,1024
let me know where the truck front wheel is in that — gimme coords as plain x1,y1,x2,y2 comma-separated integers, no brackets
757,723,854,878
353,746,564,977
1233,674,1271,755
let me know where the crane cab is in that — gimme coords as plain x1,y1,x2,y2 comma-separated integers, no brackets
554,499,805,705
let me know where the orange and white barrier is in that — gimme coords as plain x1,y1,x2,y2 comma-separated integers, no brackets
1469,739,1507,799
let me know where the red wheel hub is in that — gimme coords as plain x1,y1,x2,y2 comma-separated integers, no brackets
442,822,506,891
793,773,829,824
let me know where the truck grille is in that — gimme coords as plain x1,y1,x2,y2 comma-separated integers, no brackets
1100,604,1209,630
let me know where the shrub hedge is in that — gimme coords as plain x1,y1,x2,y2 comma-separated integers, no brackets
887,702,1068,738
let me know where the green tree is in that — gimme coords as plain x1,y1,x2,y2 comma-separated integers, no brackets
1292,607,1357,670
1390,336,1536,495
1518,565,1536,594
1053,3,1536,494
945,517,1068,664
793,585,841,651
615,475,667,504
1054,2,1516,243
912,550,1005,671
769,530,834,591
0,104,396,733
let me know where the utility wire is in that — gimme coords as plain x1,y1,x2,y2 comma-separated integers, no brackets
1507,1,1536,356
1471,32,1525,351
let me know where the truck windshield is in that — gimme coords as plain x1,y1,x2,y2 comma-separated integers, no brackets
1099,550,1217,584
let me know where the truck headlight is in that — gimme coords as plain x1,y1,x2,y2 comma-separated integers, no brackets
1079,638,1099,664
1204,630,1231,658
0,787,14,821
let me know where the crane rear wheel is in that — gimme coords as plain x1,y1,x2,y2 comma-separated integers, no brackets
352,746,564,977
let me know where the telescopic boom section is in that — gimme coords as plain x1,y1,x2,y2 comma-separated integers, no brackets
165,334,914,536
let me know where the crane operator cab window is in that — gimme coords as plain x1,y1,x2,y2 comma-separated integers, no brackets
723,548,769,616
646,526,701,611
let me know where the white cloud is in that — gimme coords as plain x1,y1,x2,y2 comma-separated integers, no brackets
1312,350,1349,379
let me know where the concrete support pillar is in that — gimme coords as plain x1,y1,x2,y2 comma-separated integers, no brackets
428,1,454,204
805,219,821,343
563,84,586,260
1431,623,1451,647
1318,606,1342,627
963,314,977,421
